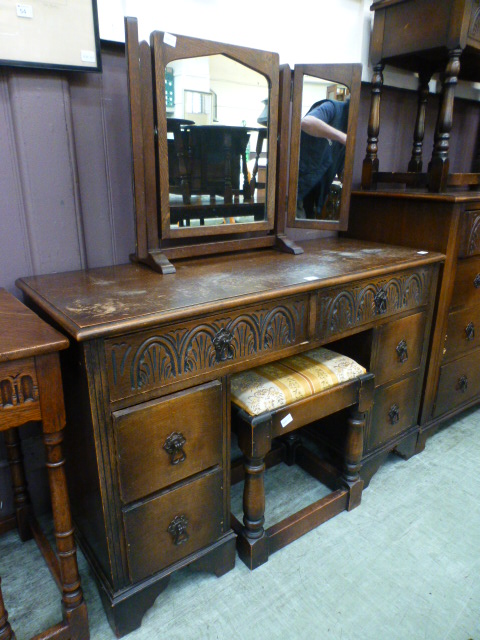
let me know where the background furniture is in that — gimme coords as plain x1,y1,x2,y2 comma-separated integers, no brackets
363,0,480,191
0,289,88,640
17,237,442,636
231,348,374,570
348,190,480,447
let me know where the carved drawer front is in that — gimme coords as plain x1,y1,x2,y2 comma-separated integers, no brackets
316,267,433,342
0,358,41,431
106,294,309,402
372,312,427,387
458,209,480,258
113,381,223,504
434,351,480,418
443,305,480,363
366,376,419,451
123,469,224,582
450,255,480,310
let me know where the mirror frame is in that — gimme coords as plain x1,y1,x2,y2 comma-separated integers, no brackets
285,63,362,231
152,34,279,240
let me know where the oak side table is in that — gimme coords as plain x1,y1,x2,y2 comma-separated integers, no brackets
0,289,88,640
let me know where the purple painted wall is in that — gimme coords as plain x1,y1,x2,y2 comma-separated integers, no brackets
1,43,479,516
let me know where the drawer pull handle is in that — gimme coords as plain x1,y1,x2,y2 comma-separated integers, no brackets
167,515,189,546
388,404,400,425
374,288,388,315
465,322,475,341
396,339,408,363
163,432,186,465
474,274,480,289
457,375,468,393
213,327,234,362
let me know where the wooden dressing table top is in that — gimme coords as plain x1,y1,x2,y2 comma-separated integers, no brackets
17,238,444,341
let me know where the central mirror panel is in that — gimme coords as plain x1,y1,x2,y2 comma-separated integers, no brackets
152,31,279,241
166,55,269,230
286,64,362,231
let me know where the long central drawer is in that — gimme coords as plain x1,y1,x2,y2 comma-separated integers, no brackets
106,294,309,402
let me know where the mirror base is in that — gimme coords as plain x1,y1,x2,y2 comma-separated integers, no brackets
130,251,176,275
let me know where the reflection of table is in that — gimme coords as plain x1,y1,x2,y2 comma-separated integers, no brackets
363,0,480,191
0,289,89,640
168,123,265,204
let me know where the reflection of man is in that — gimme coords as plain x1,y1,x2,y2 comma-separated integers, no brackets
297,98,349,219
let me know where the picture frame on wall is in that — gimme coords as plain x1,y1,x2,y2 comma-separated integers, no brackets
0,0,102,72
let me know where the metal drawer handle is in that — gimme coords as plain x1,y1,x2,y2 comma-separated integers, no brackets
396,339,408,363
388,404,400,425
163,432,186,465
167,515,189,546
374,288,388,315
213,327,234,362
465,322,475,342
457,375,468,393
474,274,480,289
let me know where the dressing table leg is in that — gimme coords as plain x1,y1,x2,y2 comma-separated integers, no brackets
428,48,462,192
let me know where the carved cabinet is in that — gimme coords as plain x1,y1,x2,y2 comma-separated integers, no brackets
349,191,480,447
16,237,442,636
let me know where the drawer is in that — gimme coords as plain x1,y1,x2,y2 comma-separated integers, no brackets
106,294,309,402
372,311,427,386
113,381,223,504
434,350,480,418
316,266,434,342
443,305,480,362
124,469,224,582
450,255,480,309
366,376,419,451
458,209,480,258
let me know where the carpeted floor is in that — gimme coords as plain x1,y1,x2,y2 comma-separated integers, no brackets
1,405,479,640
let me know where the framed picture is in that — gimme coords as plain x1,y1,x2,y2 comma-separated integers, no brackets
0,0,101,72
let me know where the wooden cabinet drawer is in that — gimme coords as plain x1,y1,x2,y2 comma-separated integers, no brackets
366,376,419,451
124,469,224,582
372,312,427,386
443,305,480,362
106,294,309,402
458,209,480,258
434,351,480,418
316,266,433,342
113,381,223,504
450,255,480,309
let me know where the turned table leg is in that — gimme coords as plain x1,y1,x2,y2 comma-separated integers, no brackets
36,353,89,639
4,428,32,542
361,63,384,189
408,71,432,173
428,48,462,192
0,578,14,640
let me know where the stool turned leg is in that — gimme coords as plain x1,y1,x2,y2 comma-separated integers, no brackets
343,408,366,511
236,415,271,569
361,63,384,189
4,428,32,542
428,48,462,192
0,577,15,640
408,70,432,174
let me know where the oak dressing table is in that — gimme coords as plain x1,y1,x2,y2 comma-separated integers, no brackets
17,237,443,636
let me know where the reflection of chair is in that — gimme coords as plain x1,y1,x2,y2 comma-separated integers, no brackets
167,118,195,204
230,347,374,570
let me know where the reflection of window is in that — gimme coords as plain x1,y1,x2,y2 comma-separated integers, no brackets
185,91,213,124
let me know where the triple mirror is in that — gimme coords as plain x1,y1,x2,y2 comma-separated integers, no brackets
285,63,362,231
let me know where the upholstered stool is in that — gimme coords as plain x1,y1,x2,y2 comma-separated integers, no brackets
230,347,374,570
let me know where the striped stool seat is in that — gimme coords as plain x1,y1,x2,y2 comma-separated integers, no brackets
230,347,374,570
231,347,367,416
